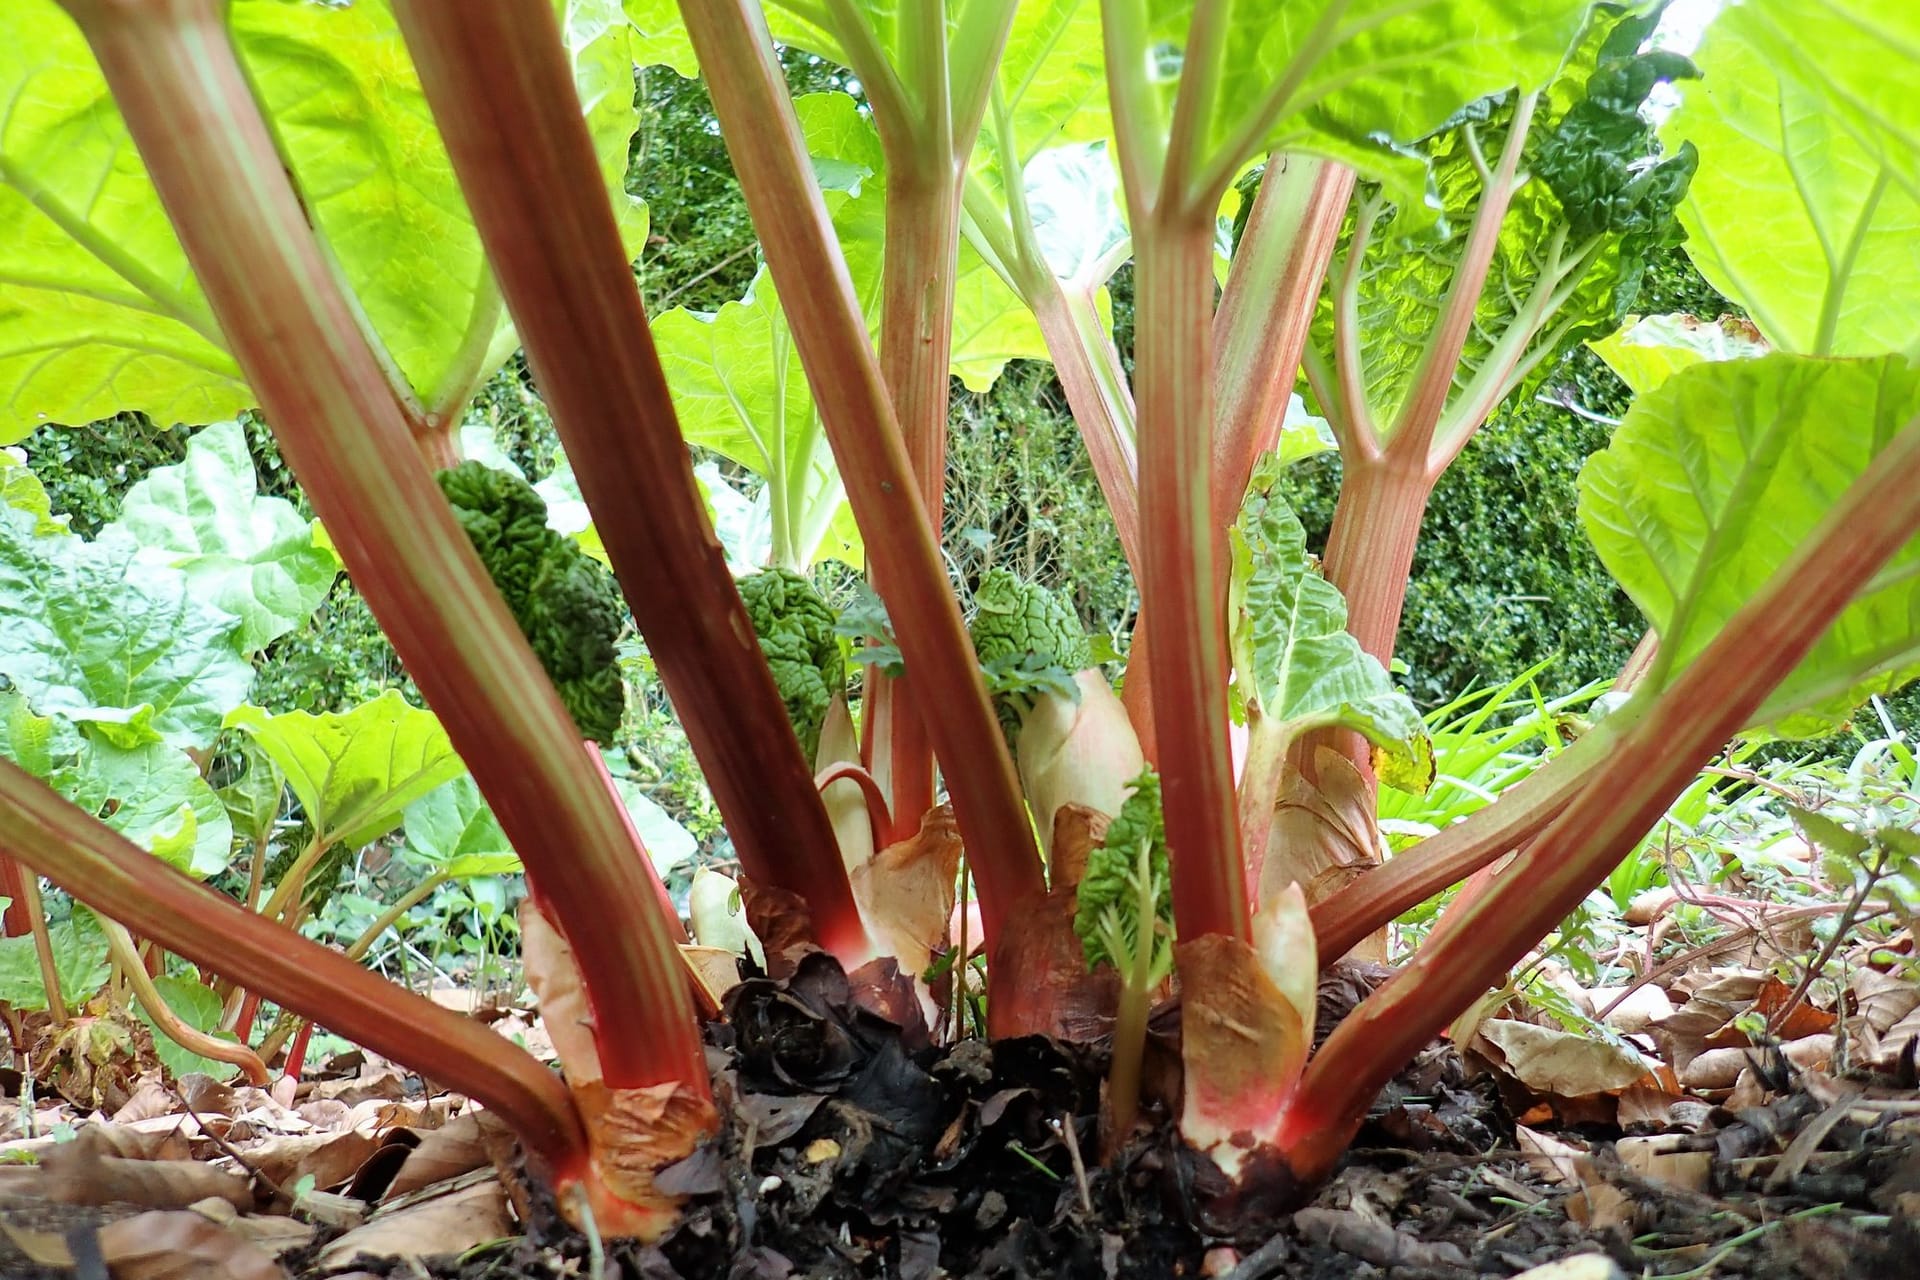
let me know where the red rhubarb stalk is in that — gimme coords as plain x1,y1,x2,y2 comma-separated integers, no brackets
55,0,704,1093
674,0,1043,944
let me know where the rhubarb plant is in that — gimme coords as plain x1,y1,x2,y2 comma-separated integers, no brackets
2,0,1919,1249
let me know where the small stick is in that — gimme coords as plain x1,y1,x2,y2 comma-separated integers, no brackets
1054,1113,1093,1216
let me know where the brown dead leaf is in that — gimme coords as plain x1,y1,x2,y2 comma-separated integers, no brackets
1749,977,1837,1041
1047,804,1109,888
1616,1135,1712,1191
1515,1124,1590,1186
682,945,746,1009
1587,985,1674,1036
99,1209,288,1279
317,1179,511,1270
1475,1020,1654,1098
1852,967,1920,1034
383,1111,514,1201
189,1198,316,1258
42,1140,252,1212
113,1077,179,1125
76,1120,193,1163
248,1129,379,1193
850,805,962,1014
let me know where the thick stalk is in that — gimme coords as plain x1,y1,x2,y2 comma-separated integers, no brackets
1319,453,1432,670
1211,155,1356,528
1234,711,1290,895
1135,209,1247,944
676,0,1042,942
0,758,588,1178
392,2,865,965
1287,412,1920,1182
59,0,703,1090
869,167,960,838
102,919,269,1085
1307,719,1620,959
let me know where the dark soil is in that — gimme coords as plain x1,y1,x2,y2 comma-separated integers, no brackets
402,955,1913,1280
9,955,1914,1279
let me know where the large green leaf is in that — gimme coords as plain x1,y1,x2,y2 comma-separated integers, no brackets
655,269,857,572
1229,466,1428,784
1312,17,1696,441
114,421,339,652
403,774,518,878
0,0,648,440
140,974,245,1082
1579,354,1920,737
0,5,246,439
1661,1,1920,358
1134,0,1591,205
224,691,466,850
0,913,109,1013
606,767,698,880
0,506,251,750
1589,313,1770,398
0,692,232,878
217,734,285,849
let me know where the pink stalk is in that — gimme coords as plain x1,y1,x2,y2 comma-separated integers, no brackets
1286,409,1920,1181
674,0,1043,944
0,758,588,1182
389,1,861,963
55,0,703,1091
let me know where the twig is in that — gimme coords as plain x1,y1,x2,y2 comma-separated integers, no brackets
1054,1113,1093,1216
1769,847,1889,1036
175,1092,289,1204
1595,903,1858,1022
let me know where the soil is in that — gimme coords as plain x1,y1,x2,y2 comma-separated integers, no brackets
5,955,1914,1279
341,956,1917,1279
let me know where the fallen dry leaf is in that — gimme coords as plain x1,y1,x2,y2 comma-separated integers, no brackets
1616,1135,1712,1192
247,1129,379,1194
99,1209,288,1279
41,1140,252,1212
383,1111,514,1201
317,1178,512,1270
1515,1124,1590,1186
1476,1019,1655,1098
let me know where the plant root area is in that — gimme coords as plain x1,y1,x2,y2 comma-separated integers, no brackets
0,955,1916,1279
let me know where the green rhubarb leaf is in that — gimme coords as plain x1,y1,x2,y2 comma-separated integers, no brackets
1589,313,1770,398
0,696,232,878
0,4,247,440
655,270,859,572
1229,465,1430,788
1578,354,1920,738
0,912,110,1013
1313,13,1696,442
113,421,339,653
0,506,251,750
1132,0,1591,209
216,734,285,849
223,691,466,851
0,453,64,535
968,0,1110,219
403,774,516,873
139,974,243,1082
620,0,699,75
0,0,647,441
56,737,233,878
1661,0,1920,359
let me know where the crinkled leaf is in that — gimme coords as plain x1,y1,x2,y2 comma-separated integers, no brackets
56,737,233,878
1590,313,1770,397
0,506,251,750
1074,771,1172,980
1230,470,1429,783
1578,354,1920,737
0,913,109,1012
114,421,339,652
223,691,466,850
1661,0,1920,358
139,975,243,1082
0,0,645,440
0,689,79,779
